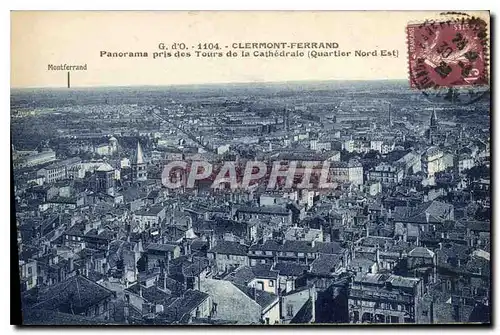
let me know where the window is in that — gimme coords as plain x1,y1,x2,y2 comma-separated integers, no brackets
28,267,32,275
269,280,274,287
257,281,264,290
286,304,294,317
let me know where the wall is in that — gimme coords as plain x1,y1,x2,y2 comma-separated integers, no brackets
281,288,312,322
199,279,261,324
262,300,280,324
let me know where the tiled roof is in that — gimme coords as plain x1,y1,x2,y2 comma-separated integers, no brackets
310,254,343,276
233,283,278,309
31,275,114,314
22,308,117,325
162,290,210,323
146,242,179,253
393,201,453,224
249,239,344,255
408,247,435,258
235,206,290,216
290,297,313,324
272,262,309,277
194,218,248,237
208,241,248,256
228,264,278,285
125,283,173,304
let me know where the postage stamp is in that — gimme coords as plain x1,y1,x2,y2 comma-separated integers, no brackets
407,14,489,90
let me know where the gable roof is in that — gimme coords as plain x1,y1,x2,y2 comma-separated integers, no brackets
232,283,278,310
290,297,313,324
162,290,209,323
408,247,435,258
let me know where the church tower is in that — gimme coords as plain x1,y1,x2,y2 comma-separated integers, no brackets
95,163,115,195
132,141,147,182
428,109,439,143
430,109,438,131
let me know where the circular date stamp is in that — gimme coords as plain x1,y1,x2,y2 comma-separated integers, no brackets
407,12,489,104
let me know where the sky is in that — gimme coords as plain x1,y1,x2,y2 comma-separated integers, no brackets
11,11,489,88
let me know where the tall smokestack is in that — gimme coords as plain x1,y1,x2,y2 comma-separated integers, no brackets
67,71,71,88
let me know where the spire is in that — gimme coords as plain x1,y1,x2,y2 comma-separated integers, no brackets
134,141,145,165
430,109,438,128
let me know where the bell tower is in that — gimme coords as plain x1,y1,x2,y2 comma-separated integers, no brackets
131,141,147,182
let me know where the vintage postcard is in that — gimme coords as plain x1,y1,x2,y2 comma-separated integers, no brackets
11,11,491,325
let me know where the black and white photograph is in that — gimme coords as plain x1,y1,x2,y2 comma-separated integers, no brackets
10,10,491,326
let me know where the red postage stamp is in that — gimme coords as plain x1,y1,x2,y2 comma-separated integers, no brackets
407,16,489,89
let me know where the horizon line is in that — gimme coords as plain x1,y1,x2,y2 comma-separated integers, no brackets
10,78,408,91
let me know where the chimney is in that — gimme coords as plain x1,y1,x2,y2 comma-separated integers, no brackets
375,246,380,266
425,212,430,223
164,270,167,291
366,225,369,237
69,257,74,272
438,242,443,250
139,285,143,298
